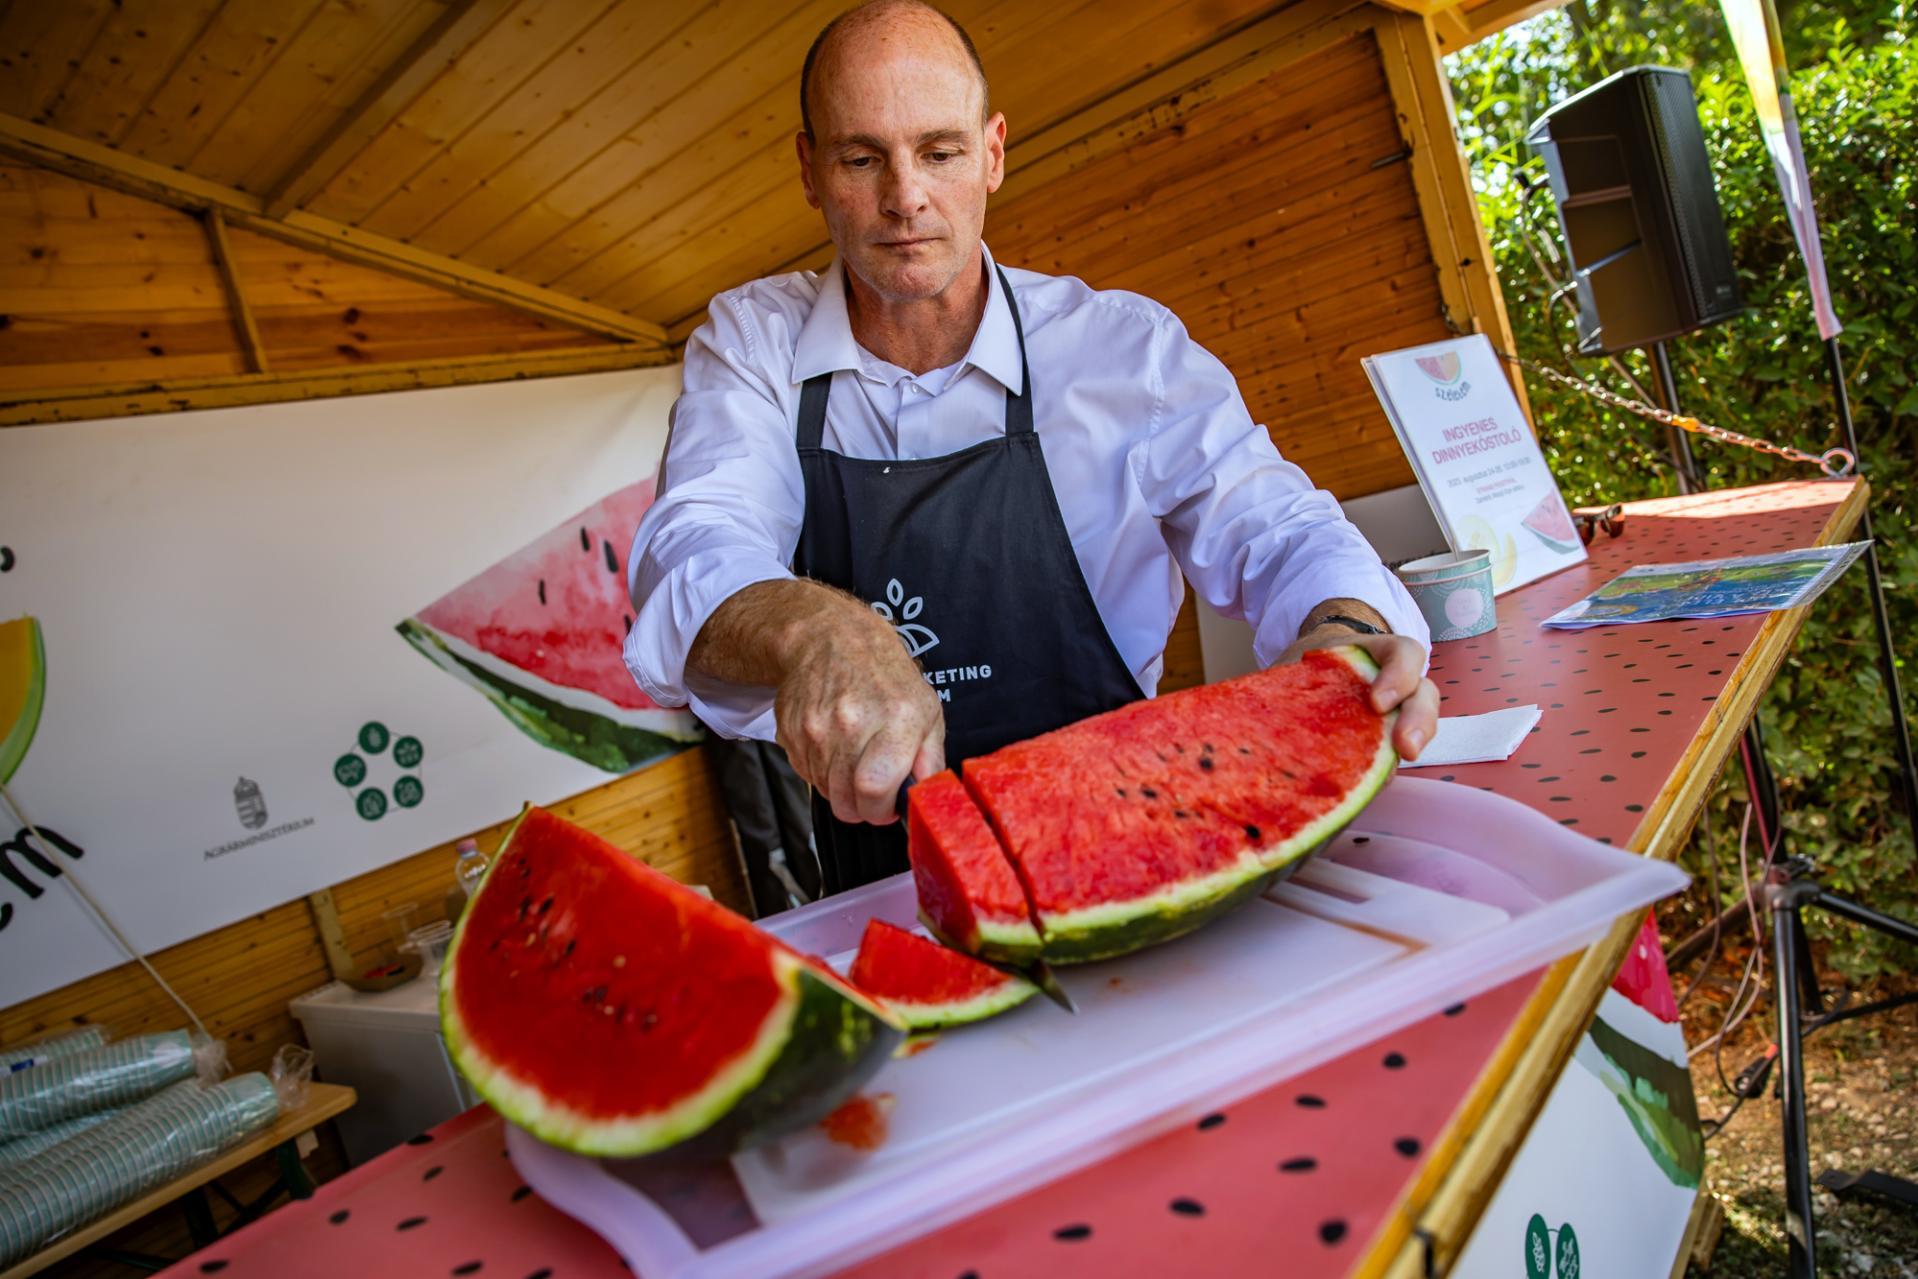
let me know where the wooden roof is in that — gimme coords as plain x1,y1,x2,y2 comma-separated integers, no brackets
0,0,1560,352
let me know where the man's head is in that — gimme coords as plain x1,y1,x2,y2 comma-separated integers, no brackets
796,1,1005,305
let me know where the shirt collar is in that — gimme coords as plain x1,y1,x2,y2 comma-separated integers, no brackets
791,244,1024,395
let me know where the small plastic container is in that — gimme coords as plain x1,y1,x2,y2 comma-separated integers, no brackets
403,921,454,977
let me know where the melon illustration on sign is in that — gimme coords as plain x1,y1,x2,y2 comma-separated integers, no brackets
1456,514,1519,590
1521,492,1582,554
0,616,45,785
398,479,700,773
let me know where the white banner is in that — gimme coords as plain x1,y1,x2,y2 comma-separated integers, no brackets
0,365,691,1007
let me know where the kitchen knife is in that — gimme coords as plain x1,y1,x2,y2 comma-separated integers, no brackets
895,776,1078,1015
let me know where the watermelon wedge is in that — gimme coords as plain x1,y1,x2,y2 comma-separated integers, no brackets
441,805,902,1157
915,648,1397,964
1521,491,1582,554
849,919,1037,1030
0,617,44,785
907,770,1043,965
398,479,700,773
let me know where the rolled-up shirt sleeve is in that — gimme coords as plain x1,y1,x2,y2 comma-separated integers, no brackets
624,297,799,741
1136,312,1430,668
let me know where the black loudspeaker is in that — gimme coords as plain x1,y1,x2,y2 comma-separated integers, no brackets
1527,66,1743,356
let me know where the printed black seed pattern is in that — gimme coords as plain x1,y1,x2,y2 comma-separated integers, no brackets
1320,1220,1349,1244
1197,1112,1227,1130
1383,1052,1406,1069
1170,1198,1205,1216
1054,1223,1093,1241
1295,1093,1326,1108
1280,1156,1318,1172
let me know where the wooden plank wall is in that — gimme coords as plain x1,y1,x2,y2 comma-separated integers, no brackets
0,163,613,392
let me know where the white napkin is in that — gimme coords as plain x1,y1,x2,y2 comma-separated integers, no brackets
1399,705,1542,769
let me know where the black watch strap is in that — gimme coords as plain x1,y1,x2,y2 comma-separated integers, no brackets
1312,613,1384,636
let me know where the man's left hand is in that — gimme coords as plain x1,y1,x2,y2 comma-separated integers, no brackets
1275,627,1438,761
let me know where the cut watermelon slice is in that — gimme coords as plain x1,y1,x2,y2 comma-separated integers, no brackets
908,770,1043,965
915,648,1397,964
848,919,1037,1030
441,806,902,1157
399,479,700,773
1521,491,1582,554
0,616,44,785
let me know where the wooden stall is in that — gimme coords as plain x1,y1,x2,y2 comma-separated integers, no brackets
0,0,1569,1269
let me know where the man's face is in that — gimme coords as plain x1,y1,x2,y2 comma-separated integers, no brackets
797,22,1005,304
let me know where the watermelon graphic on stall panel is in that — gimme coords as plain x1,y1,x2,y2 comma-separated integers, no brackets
398,479,700,773
1521,491,1582,554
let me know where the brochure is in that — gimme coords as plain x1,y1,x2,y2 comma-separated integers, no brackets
1364,334,1585,594
1541,543,1870,630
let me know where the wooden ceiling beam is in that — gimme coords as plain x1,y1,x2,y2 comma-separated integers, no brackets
1458,0,1572,42
0,111,669,348
260,0,514,221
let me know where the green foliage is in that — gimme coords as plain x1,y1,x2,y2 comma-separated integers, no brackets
1447,2,1917,975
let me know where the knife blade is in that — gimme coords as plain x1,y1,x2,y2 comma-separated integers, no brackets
895,775,1077,1014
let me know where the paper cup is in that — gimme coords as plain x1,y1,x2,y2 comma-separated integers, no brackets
1396,550,1496,642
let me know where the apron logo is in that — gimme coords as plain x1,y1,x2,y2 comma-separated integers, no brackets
869,578,940,658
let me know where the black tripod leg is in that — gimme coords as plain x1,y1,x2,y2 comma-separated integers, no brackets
1809,890,1918,949
1770,886,1819,1279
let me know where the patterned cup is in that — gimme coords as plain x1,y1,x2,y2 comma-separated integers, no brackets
1396,549,1497,642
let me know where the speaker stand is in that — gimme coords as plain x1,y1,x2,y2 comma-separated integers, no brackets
1647,340,1705,494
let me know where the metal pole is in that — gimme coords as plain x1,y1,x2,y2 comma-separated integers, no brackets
1768,874,1819,1279
1649,341,1703,494
1822,335,1918,832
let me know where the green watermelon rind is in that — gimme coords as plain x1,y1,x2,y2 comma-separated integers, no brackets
0,617,46,786
883,974,1039,1032
399,618,698,774
440,808,902,1158
1025,647,1401,965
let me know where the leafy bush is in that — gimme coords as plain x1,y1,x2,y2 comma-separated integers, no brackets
1447,2,1916,975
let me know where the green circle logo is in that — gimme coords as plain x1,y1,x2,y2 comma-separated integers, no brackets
1524,1214,1550,1279
1554,1222,1580,1279
359,721,390,754
334,754,366,787
393,736,423,768
356,787,388,821
393,776,424,808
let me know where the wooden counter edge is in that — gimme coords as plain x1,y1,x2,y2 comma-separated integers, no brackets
0,1082,356,1279
1354,478,1869,1279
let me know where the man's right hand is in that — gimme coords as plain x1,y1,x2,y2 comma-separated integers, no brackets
687,579,945,826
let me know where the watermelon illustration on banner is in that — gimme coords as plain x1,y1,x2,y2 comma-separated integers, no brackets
398,478,700,773
0,616,44,785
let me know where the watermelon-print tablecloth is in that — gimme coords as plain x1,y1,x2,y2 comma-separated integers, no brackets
167,479,1858,1278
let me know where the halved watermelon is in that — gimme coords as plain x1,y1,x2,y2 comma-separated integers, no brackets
848,919,1037,1030
907,770,1042,965
917,648,1397,964
1521,491,1582,553
441,806,902,1157
398,479,700,773
0,616,44,785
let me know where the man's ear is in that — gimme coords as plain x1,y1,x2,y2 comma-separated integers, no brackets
983,111,1007,195
796,131,821,210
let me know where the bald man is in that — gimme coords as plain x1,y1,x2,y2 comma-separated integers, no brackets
627,0,1439,895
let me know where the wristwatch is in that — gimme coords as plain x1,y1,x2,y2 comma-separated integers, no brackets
1311,613,1384,636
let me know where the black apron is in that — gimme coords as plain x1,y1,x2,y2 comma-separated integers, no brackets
792,265,1141,894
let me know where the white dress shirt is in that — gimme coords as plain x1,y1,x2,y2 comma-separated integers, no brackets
625,245,1427,741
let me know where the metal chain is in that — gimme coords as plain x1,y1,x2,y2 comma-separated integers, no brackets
1496,350,1857,478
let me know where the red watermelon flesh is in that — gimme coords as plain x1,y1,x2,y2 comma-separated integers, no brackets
908,770,1042,964
399,479,699,773
1521,491,1582,552
441,806,901,1157
848,919,1036,1030
944,649,1398,963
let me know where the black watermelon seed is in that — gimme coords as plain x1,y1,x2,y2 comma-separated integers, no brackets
1140,786,1158,799
624,613,633,631
602,538,619,573
1244,824,1261,842
1383,1052,1406,1069
329,1209,350,1225
1320,1219,1349,1245
512,1185,534,1203
1054,1224,1092,1241
406,1133,434,1146
453,1264,483,1276
1352,836,1369,845
1394,1136,1421,1157
1295,1094,1326,1108
1443,1002,1466,1016
1280,1156,1318,1172
423,1165,443,1181
1197,1112,1226,1130
1198,756,1214,771
199,1263,229,1274
537,579,546,606
579,528,590,551
1170,1198,1205,1216
398,1216,428,1231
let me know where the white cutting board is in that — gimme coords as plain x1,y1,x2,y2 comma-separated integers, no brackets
733,882,1477,1224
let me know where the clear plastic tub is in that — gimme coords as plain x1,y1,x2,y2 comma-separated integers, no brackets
507,776,1687,1279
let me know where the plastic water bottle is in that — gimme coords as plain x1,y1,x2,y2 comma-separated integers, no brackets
454,838,489,897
